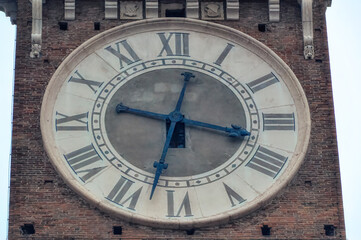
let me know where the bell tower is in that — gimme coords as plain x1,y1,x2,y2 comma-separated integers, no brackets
5,0,345,238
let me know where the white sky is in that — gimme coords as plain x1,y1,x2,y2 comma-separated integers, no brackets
0,1,360,239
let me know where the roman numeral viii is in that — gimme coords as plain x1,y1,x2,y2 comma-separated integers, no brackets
64,144,106,182
105,40,141,70
246,146,288,178
247,73,279,93
263,113,295,131
106,176,143,211
56,112,88,131
157,32,190,57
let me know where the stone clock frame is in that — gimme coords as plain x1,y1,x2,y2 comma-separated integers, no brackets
41,18,311,228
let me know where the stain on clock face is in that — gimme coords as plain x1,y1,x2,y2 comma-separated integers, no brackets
104,68,246,177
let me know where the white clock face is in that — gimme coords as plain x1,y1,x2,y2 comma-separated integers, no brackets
41,19,310,228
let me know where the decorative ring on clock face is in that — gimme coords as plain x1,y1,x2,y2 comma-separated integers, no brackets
41,18,311,229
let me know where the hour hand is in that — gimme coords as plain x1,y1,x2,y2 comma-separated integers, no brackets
182,118,250,137
116,103,168,121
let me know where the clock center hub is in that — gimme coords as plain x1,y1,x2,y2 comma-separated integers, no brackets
169,111,184,122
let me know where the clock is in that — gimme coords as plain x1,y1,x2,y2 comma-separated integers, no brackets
41,18,311,229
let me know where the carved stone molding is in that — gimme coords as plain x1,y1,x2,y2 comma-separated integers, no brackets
269,0,280,22
30,0,42,58
201,2,224,20
105,0,118,19
64,0,75,20
0,0,17,24
226,0,239,20
299,0,314,59
186,0,199,19
120,1,143,19
145,0,158,19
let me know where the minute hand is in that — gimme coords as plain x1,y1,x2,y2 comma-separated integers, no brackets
182,118,250,137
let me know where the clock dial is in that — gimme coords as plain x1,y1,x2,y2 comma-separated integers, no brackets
41,19,310,228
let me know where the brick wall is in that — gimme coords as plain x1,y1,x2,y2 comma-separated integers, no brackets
8,0,345,238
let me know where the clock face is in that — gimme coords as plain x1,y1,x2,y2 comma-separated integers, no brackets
41,19,310,228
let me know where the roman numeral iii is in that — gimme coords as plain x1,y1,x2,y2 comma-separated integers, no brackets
246,146,288,178
64,144,105,182
247,73,279,93
56,112,88,131
263,113,295,131
157,32,190,57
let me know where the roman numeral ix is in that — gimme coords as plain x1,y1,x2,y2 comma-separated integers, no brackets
56,112,88,131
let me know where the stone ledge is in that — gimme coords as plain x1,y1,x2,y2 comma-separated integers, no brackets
0,0,17,24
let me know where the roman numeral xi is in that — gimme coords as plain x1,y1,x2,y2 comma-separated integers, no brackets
105,39,141,70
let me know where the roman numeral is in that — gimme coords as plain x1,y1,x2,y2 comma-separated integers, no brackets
64,144,105,182
106,176,142,211
157,32,190,57
214,43,234,66
246,146,288,178
68,70,103,94
223,183,245,207
56,112,88,131
263,113,295,131
247,73,279,93
166,190,193,217
105,40,141,70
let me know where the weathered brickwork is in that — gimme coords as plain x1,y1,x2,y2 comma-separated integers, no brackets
8,0,345,239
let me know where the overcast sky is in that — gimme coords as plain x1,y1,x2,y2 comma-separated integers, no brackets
1,1,361,239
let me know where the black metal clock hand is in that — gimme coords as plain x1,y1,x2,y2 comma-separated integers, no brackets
182,118,250,137
175,72,194,112
150,72,194,199
150,120,177,200
116,103,168,121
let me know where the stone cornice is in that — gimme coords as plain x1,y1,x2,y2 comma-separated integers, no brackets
0,0,17,24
